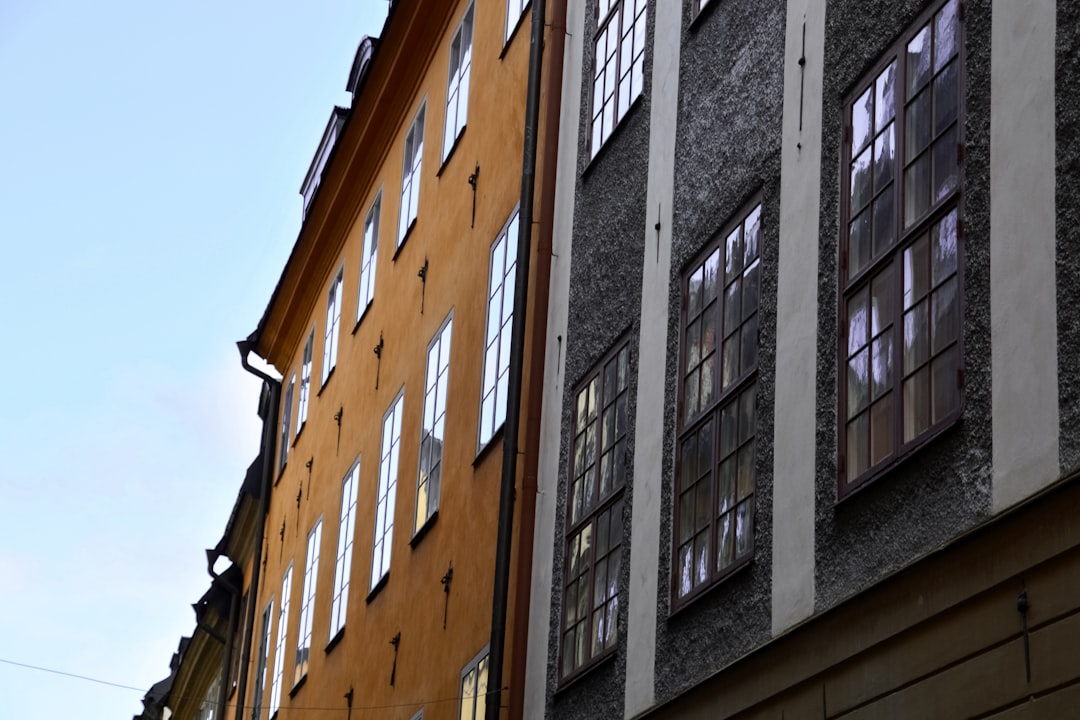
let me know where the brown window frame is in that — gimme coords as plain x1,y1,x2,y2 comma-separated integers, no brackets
588,0,647,158
559,336,631,684
837,0,966,499
672,196,762,611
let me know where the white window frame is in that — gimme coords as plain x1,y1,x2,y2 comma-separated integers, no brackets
269,565,292,718
589,0,647,157
478,210,519,449
416,314,453,534
293,519,322,687
505,0,529,42
443,5,474,161
298,328,314,433
398,104,426,247
458,647,490,720
279,375,294,473
329,458,360,641
371,391,404,590
322,268,344,383
251,598,273,720
357,194,381,322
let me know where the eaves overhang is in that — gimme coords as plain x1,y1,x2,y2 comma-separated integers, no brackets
249,0,459,369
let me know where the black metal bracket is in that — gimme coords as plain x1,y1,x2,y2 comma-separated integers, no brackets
345,687,354,720
389,631,401,686
373,334,385,390
1017,583,1032,684
418,258,429,315
468,164,480,228
440,562,454,629
305,457,313,504
334,407,343,452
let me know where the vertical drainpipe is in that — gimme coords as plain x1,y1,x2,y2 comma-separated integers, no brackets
208,556,240,718
236,337,281,720
507,0,566,718
487,0,547,716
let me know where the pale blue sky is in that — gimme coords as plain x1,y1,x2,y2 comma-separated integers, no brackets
0,2,386,717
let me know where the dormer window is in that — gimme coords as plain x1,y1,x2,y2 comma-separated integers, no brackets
300,107,348,218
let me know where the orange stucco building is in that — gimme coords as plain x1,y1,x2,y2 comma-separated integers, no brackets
233,1,564,719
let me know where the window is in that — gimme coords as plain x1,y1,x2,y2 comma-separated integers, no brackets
839,0,962,496
269,565,292,718
443,5,474,161
459,649,489,720
195,676,221,720
293,520,322,686
416,315,452,533
329,459,360,641
505,0,528,42
478,211,518,448
589,0,646,157
357,196,380,322
371,392,404,590
298,329,314,433
252,599,273,720
323,269,343,383
398,105,425,247
560,340,629,680
674,201,761,605
279,376,294,473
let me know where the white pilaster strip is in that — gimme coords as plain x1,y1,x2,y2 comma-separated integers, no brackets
523,0,585,716
624,0,681,715
990,0,1059,513
771,0,826,635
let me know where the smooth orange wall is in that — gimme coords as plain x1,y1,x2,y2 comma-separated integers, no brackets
244,0,547,717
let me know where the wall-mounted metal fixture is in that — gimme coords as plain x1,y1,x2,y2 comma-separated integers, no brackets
468,164,480,228
373,334,385,390
440,562,454,629
1017,582,1032,684
334,406,344,452
418,258,429,315
305,458,314,503
278,519,286,560
389,631,401,686
344,687,355,720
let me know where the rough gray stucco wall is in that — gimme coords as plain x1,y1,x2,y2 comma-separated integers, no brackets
1057,0,1080,477
813,0,993,613
651,0,785,705
544,3,655,718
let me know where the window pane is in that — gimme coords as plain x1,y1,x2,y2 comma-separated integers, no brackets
851,147,872,212
846,412,869,480
718,456,736,514
848,287,869,355
871,265,893,336
735,500,752,556
931,209,959,285
935,0,959,71
934,61,958,135
931,277,959,354
737,439,755,501
717,513,734,569
906,25,932,98
903,366,931,441
903,234,930,309
872,334,894,400
742,259,760,319
873,182,895,257
875,61,896,128
874,123,895,192
870,393,894,466
931,344,959,423
849,209,871,279
848,349,870,418
932,125,958,202
905,89,932,163
903,301,929,373
723,278,742,336
852,86,873,154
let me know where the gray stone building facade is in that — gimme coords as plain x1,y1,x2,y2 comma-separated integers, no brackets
526,0,1080,717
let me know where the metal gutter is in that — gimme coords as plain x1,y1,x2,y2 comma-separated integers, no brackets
486,0,547,716
234,337,282,720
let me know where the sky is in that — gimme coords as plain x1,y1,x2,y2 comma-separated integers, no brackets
0,2,387,717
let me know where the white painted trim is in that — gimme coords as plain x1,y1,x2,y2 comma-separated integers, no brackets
771,0,826,635
990,0,1059,512
523,0,586,715
624,0,680,715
